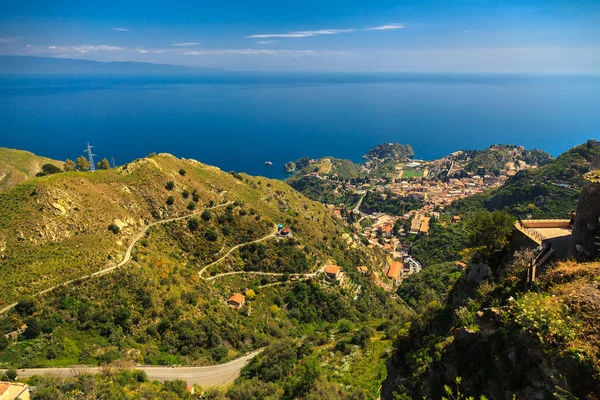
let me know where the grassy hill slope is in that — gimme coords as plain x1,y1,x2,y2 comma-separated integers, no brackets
0,148,62,191
0,151,407,390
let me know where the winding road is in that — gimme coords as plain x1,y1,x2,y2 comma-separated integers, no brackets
0,202,233,315
198,225,279,279
1,350,262,386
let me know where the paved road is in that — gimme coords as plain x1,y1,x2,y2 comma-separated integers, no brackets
3,350,262,386
0,202,232,315
352,192,367,214
198,225,278,279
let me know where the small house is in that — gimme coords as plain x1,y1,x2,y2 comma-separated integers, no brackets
356,266,368,274
324,265,341,280
455,262,467,271
227,293,246,310
387,261,402,281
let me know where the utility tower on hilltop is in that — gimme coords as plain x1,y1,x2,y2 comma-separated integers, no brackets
85,142,96,172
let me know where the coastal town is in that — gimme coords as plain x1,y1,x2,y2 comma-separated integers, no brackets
288,143,547,290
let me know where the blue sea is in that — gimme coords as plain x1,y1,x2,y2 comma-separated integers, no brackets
1,73,599,179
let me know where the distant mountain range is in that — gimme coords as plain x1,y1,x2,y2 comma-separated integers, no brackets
0,55,221,74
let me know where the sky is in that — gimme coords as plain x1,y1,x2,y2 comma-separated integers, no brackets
0,0,599,72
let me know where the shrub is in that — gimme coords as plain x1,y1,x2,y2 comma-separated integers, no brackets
40,163,62,175
201,210,212,222
178,168,186,176
108,224,120,234
205,229,218,242
165,181,175,190
187,201,197,211
188,218,199,231
15,296,39,316
182,190,190,199
166,196,175,206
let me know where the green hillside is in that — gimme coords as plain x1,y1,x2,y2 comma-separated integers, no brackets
452,143,600,218
0,148,63,191
0,151,408,399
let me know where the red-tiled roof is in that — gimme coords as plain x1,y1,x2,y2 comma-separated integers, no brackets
228,293,245,304
325,265,340,275
387,262,402,280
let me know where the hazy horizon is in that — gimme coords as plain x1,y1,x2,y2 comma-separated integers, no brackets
1,1,599,73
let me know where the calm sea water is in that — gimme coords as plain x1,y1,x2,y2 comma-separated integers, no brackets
1,73,599,179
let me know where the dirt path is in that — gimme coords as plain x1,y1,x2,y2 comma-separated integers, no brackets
0,202,233,315
198,225,279,279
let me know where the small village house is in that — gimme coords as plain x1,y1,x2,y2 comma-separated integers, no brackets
324,265,341,280
387,261,402,283
356,266,368,274
227,293,245,310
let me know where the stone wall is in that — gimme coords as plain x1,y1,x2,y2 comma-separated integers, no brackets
569,176,600,260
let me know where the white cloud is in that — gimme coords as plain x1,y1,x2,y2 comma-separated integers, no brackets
135,48,165,54
113,28,130,32
171,42,200,47
0,38,13,44
246,24,404,39
185,48,317,56
366,24,404,31
257,40,278,44
45,44,124,54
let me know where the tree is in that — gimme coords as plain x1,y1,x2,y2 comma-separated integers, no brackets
187,201,197,211
64,159,76,171
188,218,199,231
165,181,175,190
166,196,175,206
98,158,111,170
76,156,90,172
201,210,212,222
41,163,61,175
4,368,17,381
465,211,515,260
108,223,121,234
179,168,186,176
15,296,38,316
24,318,41,339
246,289,256,300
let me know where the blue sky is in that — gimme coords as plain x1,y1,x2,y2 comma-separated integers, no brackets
1,0,599,72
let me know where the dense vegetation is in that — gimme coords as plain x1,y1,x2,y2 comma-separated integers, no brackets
408,220,468,267
460,146,553,175
359,190,421,216
287,176,360,206
364,143,414,161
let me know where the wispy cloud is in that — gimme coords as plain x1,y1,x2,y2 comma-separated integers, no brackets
113,28,130,32
0,37,21,44
171,42,200,47
135,48,166,54
257,40,278,44
45,44,125,54
365,24,404,31
245,24,404,39
185,48,317,56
